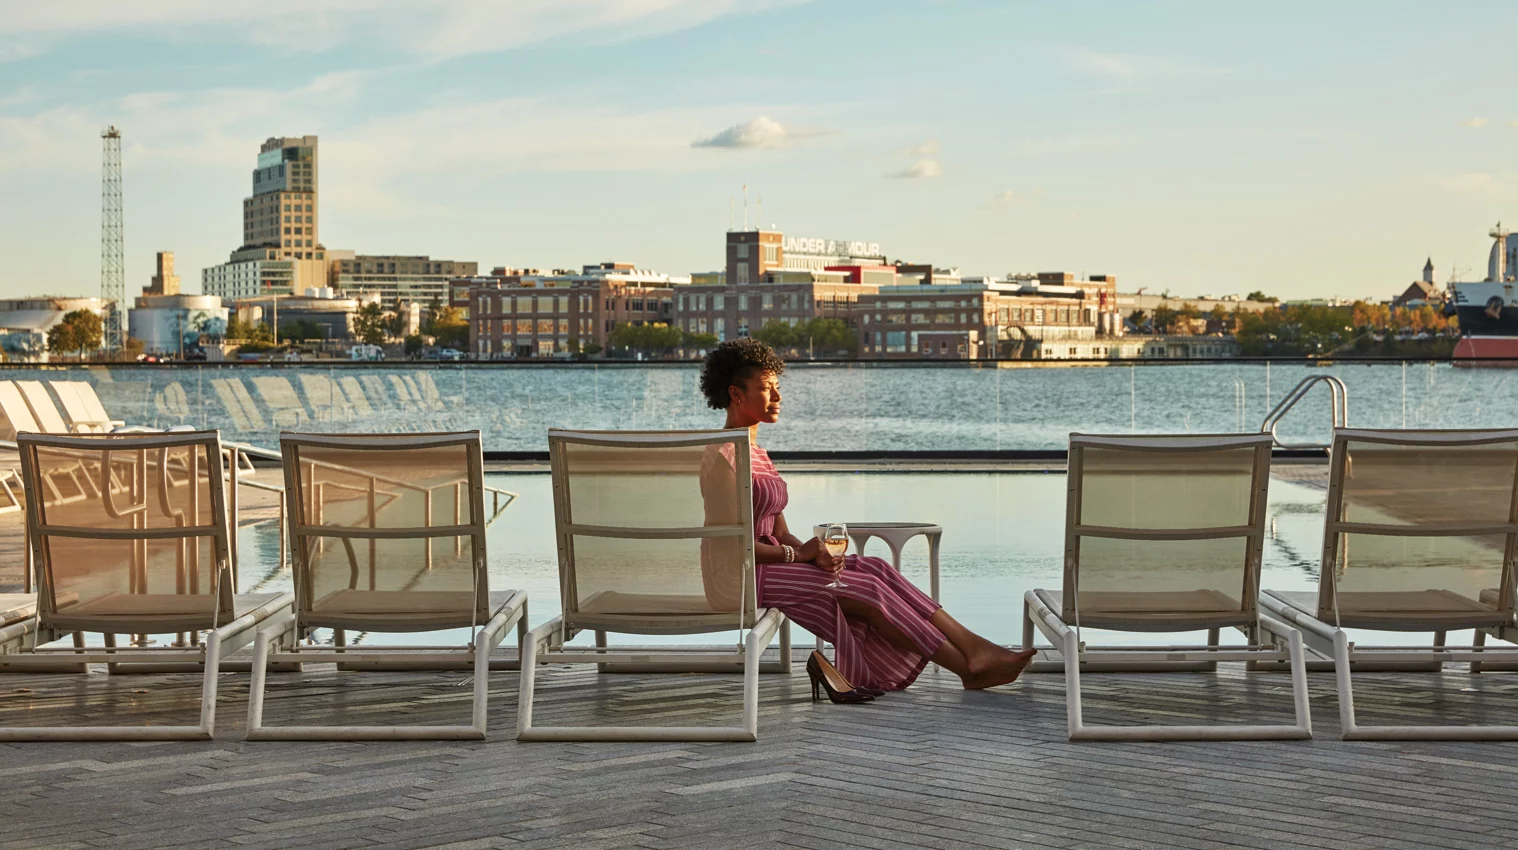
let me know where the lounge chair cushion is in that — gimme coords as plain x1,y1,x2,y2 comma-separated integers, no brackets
61,593,217,616
1036,588,1250,631
577,591,733,616
312,589,476,616
0,593,36,627
1269,588,1507,629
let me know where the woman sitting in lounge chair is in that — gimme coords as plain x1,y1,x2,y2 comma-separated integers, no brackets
699,339,1035,700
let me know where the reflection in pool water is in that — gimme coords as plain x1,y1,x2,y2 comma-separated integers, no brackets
234,471,1342,649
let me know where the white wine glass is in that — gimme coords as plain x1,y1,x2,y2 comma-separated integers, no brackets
823,523,849,589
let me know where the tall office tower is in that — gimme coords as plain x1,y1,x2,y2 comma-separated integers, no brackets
100,126,125,350
242,136,320,260
146,251,181,296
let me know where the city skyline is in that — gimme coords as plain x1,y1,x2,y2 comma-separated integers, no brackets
2,1,1518,301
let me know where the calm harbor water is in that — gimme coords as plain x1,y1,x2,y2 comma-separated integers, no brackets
233,470,1336,648
2,360,1509,452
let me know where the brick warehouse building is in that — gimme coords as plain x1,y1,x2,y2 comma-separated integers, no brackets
858,272,1123,360
465,263,684,358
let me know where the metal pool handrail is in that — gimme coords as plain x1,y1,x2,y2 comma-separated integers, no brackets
1260,375,1347,450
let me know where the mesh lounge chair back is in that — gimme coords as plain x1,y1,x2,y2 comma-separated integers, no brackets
50,382,109,432
1065,433,1272,631
1317,428,1518,630
15,381,72,434
549,429,757,633
73,382,117,426
18,431,234,633
281,432,489,632
0,381,41,440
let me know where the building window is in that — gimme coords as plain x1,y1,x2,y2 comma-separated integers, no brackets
557,319,568,335
886,331,906,353
678,294,686,311
738,294,748,310
737,265,749,285
763,244,778,265
516,319,532,334
715,317,726,340
537,319,555,334
762,293,773,309
537,296,554,313
558,296,569,313
736,244,749,259
714,294,725,310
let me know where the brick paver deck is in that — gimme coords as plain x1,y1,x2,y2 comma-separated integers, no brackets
2,652,1516,849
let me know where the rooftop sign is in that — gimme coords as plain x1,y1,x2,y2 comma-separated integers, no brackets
784,237,882,258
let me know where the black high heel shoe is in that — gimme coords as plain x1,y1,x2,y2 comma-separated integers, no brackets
806,651,874,704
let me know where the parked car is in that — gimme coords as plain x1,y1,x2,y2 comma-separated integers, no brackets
437,348,463,361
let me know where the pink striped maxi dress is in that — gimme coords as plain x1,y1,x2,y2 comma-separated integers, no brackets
707,443,946,691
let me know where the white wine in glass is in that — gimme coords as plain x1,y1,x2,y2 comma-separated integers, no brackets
824,523,849,589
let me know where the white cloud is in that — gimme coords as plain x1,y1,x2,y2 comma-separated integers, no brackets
1065,49,1226,93
691,115,823,149
1462,117,1489,128
1435,172,1518,201
0,0,811,59
0,41,44,63
891,159,941,179
900,139,939,156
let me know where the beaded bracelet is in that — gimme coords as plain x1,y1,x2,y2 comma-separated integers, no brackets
782,544,795,564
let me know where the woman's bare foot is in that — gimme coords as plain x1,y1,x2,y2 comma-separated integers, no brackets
964,643,1033,677
961,648,1036,690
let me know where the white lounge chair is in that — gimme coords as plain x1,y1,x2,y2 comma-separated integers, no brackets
245,431,527,740
518,429,791,742
1260,428,1518,740
0,430,293,741
49,382,123,433
0,592,39,653
15,380,83,435
1023,433,1312,741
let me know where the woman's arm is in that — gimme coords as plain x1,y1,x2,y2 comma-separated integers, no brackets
772,512,807,549
773,512,841,572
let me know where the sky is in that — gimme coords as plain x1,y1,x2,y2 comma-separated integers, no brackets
2,0,1518,302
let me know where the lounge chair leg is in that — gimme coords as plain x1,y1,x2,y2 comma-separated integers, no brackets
742,619,762,740
776,616,792,672
1205,627,1220,672
1472,629,1487,674
198,630,221,738
1333,629,1359,738
1062,628,1084,738
1021,598,1034,651
595,630,608,674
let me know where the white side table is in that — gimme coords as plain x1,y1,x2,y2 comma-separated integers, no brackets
810,522,943,652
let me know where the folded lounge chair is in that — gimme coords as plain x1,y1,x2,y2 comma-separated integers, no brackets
1260,428,1518,740
245,431,527,740
518,429,791,742
0,431,293,741
1023,433,1312,741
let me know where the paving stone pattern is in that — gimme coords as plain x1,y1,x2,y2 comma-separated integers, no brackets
3,653,1518,849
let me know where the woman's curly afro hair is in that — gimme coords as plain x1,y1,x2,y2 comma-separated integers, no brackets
699,338,786,410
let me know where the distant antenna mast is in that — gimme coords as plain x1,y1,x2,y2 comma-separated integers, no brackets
100,126,125,351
